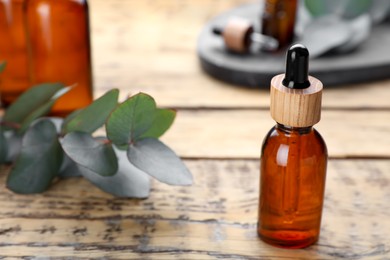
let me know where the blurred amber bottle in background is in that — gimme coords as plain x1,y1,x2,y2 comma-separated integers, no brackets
25,0,93,116
261,0,297,50
0,0,29,106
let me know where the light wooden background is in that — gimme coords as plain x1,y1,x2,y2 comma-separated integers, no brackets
1,0,390,259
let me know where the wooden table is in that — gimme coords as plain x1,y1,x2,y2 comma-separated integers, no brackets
1,0,390,258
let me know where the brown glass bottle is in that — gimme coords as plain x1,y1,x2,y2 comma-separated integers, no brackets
25,0,93,116
261,0,297,49
258,124,327,248
258,44,327,248
0,0,29,106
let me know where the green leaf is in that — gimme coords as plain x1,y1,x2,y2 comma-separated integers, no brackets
48,117,64,133
3,131,22,163
106,93,156,146
18,100,57,133
62,109,82,130
127,138,192,186
58,154,82,178
4,83,66,124
141,109,176,138
17,89,70,134
79,148,150,198
305,0,371,18
0,62,6,73
62,89,119,134
60,132,117,176
7,119,63,194
0,127,7,164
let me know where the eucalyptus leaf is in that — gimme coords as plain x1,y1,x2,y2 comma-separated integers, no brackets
7,119,63,194
60,132,118,176
141,108,176,139
62,89,119,134
3,131,22,163
0,127,7,164
18,95,68,134
4,83,66,124
304,0,327,17
58,154,82,178
114,143,130,151
127,138,192,186
48,117,64,134
62,109,82,128
305,0,371,19
78,148,150,198
106,93,156,146
0,62,5,73
300,15,353,58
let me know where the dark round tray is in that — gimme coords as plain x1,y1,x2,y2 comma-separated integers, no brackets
197,3,390,87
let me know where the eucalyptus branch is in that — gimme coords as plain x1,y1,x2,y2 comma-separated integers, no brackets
0,83,192,198
0,121,21,129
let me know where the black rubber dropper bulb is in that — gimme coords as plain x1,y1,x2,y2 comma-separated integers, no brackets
282,44,311,89
212,27,223,36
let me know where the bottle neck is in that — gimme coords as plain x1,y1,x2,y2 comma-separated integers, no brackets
276,123,313,135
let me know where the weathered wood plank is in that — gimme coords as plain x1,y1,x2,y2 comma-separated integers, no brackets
157,110,390,159
1,0,389,259
0,160,389,258
90,0,390,109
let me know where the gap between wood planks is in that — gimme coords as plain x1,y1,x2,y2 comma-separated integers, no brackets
165,107,390,111
181,156,390,160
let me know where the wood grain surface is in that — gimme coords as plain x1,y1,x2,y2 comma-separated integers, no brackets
1,0,389,258
0,159,389,259
160,110,390,159
91,0,390,109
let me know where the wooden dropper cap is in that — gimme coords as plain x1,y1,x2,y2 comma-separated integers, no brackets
212,17,253,53
270,44,323,127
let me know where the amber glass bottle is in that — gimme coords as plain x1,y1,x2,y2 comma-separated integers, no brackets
258,45,327,248
0,0,29,106
25,0,93,116
261,0,297,49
